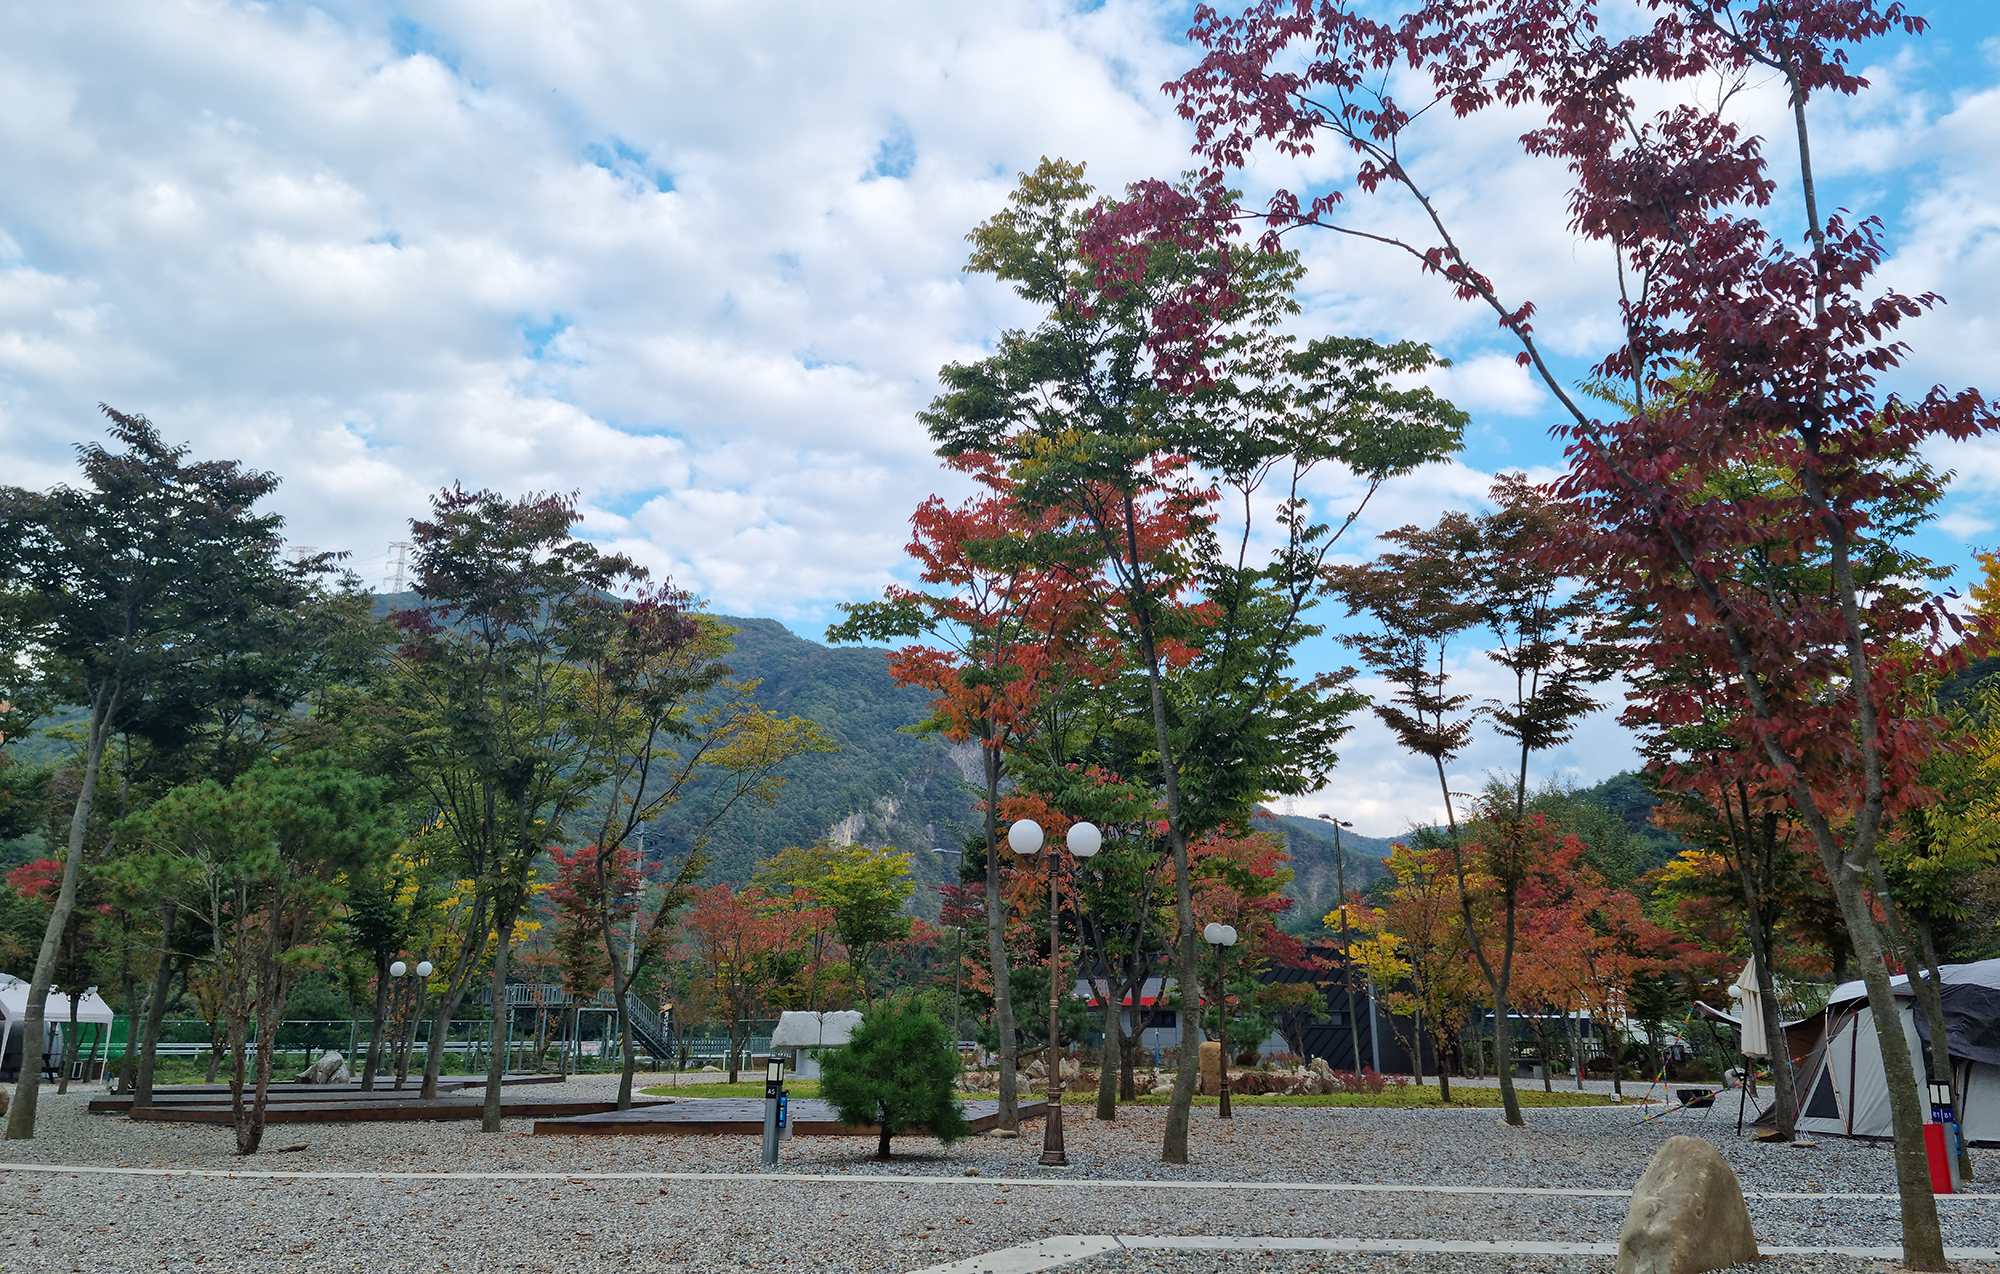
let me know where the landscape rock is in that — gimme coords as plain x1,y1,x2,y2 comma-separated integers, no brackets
1615,1135,1759,1274
1198,1041,1222,1096
293,1052,348,1084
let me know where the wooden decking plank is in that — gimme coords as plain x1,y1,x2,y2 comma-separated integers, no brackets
124,1096,666,1124
91,1074,564,1113
531,1098,1046,1138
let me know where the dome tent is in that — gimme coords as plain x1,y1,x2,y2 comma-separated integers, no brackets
1781,959,2000,1147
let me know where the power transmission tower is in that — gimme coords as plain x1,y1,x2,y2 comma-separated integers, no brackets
383,541,415,594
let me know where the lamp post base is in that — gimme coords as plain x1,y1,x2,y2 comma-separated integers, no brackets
1038,1095,1068,1166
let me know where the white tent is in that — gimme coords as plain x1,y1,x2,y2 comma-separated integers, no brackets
1786,959,2000,1147
767,1010,864,1079
0,975,118,1083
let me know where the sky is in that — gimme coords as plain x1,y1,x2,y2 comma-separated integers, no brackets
3,1,1998,837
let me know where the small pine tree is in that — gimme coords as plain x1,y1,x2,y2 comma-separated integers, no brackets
819,998,969,1159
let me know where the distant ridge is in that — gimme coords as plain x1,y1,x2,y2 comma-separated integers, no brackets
371,595,978,906
1256,811,1395,922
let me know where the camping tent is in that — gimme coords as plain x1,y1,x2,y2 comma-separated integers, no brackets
767,1010,863,1079
1785,959,2000,1147
0,975,118,1083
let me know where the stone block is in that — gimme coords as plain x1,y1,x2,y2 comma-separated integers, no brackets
1198,1041,1222,1097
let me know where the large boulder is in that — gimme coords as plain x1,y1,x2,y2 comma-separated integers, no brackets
1615,1136,1759,1274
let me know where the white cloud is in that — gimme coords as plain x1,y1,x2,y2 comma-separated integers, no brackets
5,0,1998,829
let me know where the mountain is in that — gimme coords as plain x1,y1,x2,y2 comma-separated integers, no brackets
639,615,978,901
369,594,979,907
1257,811,1395,924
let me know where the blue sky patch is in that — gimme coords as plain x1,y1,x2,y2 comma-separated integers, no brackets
390,19,460,73
520,315,572,361
869,122,915,180
586,137,675,193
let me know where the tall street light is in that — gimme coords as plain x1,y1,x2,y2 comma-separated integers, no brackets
1317,814,1364,1072
1008,816,1100,1167
1202,923,1239,1117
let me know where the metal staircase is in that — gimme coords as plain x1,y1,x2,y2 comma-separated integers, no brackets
598,989,673,1059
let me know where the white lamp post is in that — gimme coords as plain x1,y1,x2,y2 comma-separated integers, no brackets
1008,817,1100,1167
1203,922,1239,1118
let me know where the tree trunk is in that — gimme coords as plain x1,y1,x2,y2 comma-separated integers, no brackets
226,1003,253,1155
6,693,111,1141
1493,993,1518,1113
1493,896,1522,1125
134,920,180,1106
1820,855,1944,1268
981,738,1019,1132
1743,921,1797,1140
361,954,391,1092
482,910,517,1133
1095,985,1119,1121
1119,1003,1140,1102
55,996,81,1095
1909,917,1973,1178
422,898,489,1100
239,969,285,1157
114,973,143,1095
1161,924,1201,1163
1436,1034,1451,1103
876,1103,893,1160
616,989,638,1110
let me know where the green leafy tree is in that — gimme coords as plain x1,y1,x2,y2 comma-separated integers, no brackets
757,840,916,1006
384,486,642,1122
819,998,970,1160
923,160,1463,1163
568,597,834,1107
128,753,397,1153
0,407,303,1140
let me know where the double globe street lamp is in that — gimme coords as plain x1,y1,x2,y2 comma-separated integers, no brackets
1202,923,1239,1118
387,959,433,1089
1006,816,1100,1168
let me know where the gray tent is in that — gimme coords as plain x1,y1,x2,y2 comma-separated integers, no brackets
1785,959,2000,1147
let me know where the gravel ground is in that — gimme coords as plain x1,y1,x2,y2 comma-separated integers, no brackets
2,1077,1994,1273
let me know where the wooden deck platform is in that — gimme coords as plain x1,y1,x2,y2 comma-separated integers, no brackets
91,1073,563,1115
532,1097,1046,1137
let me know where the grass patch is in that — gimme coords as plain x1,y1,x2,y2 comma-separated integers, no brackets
1130,1087,1612,1109
641,1080,823,1100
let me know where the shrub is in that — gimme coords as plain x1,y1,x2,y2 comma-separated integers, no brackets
819,998,969,1159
